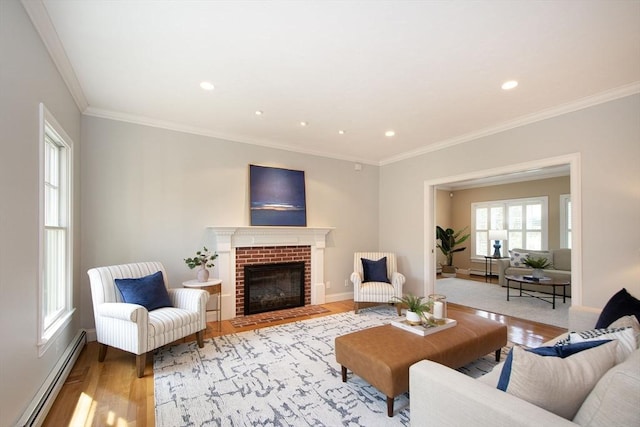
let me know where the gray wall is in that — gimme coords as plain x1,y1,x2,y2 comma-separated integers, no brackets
79,116,380,329
380,94,640,307
0,0,82,424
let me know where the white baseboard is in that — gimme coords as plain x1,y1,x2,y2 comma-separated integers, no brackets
18,330,86,426
85,328,97,342
325,291,353,303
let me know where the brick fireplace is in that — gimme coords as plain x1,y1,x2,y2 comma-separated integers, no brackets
236,246,311,316
208,226,333,320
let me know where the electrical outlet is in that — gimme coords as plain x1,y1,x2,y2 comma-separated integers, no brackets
344,279,349,287
326,281,331,289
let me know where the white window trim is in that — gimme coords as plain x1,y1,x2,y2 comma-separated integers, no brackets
38,103,75,357
471,196,549,261
560,194,571,248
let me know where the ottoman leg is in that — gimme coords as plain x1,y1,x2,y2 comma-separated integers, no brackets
341,366,347,382
495,348,501,362
387,396,394,417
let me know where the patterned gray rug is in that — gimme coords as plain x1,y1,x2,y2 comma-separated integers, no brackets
154,306,508,426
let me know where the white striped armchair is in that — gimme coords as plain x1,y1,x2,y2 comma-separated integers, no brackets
88,261,209,377
351,252,405,315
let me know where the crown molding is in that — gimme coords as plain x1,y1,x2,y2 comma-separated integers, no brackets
21,0,89,111
83,106,381,166
380,82,640,166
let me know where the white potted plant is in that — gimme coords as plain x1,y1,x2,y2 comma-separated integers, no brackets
391,293,431,325
184,246,218,282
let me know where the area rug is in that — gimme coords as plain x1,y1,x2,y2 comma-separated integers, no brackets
436,277,569,328
154,306,509,426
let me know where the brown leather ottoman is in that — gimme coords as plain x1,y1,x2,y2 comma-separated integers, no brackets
334,311,507,417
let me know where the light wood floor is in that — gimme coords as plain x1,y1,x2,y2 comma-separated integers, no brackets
44,279,566,426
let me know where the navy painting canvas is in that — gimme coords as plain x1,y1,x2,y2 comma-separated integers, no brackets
250,165,307,226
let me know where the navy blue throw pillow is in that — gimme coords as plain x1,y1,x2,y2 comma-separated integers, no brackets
497,340,611,391
361,257,390,283
115,270,172,311
595,288,640,329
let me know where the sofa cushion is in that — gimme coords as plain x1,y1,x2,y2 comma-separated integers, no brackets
361,257,390,283
115,270,173,311
509,250,530,267
572,349,640,426
568,327,637,364
552,248,571,271
497,340,618,420
595,288,640,329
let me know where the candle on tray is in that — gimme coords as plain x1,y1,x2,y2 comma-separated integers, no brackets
433,301,444,319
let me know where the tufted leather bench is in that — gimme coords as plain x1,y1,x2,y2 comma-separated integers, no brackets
335,311,507,417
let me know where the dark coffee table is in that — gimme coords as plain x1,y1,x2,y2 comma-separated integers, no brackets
505,274,570,309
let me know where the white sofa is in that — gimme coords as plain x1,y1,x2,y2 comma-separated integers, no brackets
497,248,571,296
409,306,640,426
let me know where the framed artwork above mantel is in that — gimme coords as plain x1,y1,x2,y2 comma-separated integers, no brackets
249,164,307,226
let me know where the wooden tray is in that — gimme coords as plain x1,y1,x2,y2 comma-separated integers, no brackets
390,318,457,336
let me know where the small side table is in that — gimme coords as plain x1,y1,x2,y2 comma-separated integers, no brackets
183,278,222,331
484,256,508,282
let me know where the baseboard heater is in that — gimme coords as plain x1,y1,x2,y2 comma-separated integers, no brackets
18,329,87,427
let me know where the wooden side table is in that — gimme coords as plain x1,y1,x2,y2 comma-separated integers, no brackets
183,278,222,331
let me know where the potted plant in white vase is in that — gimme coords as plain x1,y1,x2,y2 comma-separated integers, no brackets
522,256,552,280
184,246,218,282
390,293,431,325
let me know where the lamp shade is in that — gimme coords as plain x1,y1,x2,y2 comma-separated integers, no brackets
488,229,508,241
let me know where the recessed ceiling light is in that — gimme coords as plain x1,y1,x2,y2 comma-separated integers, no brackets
501,80,518,90
385,130,396,137
338,130,346,135
200,81,215,91
255,110,264,116
299,121,308,127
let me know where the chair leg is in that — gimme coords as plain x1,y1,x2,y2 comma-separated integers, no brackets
136,353,147,378
354,302,360,314
98,343,108,362
395,303,402,316
196,330,205,348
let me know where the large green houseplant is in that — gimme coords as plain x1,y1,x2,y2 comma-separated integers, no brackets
436,225,471,276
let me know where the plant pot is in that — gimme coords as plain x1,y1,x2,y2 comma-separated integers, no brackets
441,265,456,278
406,310,422,325
197,266,210,282
532,268,545,279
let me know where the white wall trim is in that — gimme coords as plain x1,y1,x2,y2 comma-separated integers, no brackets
424,153,582,305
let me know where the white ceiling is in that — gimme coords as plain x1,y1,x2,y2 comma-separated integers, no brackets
27,0,640,165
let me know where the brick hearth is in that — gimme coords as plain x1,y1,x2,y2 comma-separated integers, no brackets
235,245,311,317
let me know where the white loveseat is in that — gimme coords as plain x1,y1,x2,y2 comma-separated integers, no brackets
409,306,640,426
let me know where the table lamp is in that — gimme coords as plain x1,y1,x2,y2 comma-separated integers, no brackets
488,229,508,258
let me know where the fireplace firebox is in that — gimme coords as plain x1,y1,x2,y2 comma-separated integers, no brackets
244,261,306,315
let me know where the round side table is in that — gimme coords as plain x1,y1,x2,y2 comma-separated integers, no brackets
183,278,222,331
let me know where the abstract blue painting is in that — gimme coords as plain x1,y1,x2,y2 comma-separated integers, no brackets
250,165,307,226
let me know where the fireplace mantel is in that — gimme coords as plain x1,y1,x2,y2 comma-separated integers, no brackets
208,226,333,320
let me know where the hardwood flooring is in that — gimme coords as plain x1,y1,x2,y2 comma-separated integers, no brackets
43,292,565,426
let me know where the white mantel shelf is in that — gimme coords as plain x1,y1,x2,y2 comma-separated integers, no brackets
208,226,334,251
208,226,334,319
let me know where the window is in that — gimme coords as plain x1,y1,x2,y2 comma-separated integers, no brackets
560,194,572,248
472,197,548,258
39,104,74,355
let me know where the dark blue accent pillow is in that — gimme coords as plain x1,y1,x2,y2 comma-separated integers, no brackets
361,257,390,283
595,288,640,328
115,270,172,311
497,340,611,391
